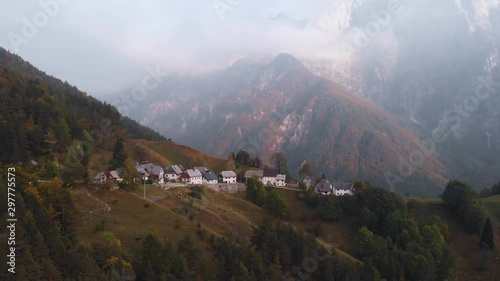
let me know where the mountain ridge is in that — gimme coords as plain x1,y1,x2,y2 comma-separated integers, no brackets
112,53,449,196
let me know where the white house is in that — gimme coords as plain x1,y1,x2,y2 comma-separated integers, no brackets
165,165,183,182
186,169,203,185
93,172,107,184
334,182,354,196
219,171,237,184
262,169,279,185
201,171,218,184
276,174,286,187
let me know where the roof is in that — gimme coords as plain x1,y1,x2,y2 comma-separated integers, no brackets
136,168,150,176
220,171,237,178
186,169,202,178
149,166,164,176
276,174,286,180
178,165,186,171
108,170,121,179
194,166,208,173
94,172,106,180
334,182,353,191
315,179,333,193
136,163,154,171
166,165,183,175
201,171,218,181
263,169,278,177
244,170,263,178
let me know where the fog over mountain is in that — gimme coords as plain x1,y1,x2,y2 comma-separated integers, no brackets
2,1,496,94
303,0,500,188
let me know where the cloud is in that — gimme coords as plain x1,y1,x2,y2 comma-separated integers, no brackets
0,0,392,94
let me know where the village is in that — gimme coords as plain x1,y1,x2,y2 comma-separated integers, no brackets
93,161,355,197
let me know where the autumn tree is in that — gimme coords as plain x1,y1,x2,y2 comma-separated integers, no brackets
246,176,267,207
264,189,288,219
298,161,313,178
133,144,148,163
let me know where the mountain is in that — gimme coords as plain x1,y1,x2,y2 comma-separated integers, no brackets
113,53,448,196
302,0,500,189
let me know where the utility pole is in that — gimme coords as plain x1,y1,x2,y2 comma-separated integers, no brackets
143,178,146,199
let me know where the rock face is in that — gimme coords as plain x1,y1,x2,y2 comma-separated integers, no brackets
302,0,500,189
116,53,448,196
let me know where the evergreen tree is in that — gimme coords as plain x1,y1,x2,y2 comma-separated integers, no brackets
109,137,128,170
56,119,71,152
318,195,345,221
235,150,250,164
480,217,494,249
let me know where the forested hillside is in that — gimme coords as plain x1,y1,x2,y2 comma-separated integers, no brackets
0,47,164,165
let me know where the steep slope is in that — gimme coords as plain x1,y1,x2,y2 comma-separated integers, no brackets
116,53,448,196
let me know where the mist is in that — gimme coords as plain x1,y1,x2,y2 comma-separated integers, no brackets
0,0,340,95
1,0,499,97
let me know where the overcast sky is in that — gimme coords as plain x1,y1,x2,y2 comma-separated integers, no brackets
0,0,354,96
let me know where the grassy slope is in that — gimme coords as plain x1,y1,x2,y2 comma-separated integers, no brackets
413,198,500,281
126,139,227,171
76,139,362,271
74,184,267,276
